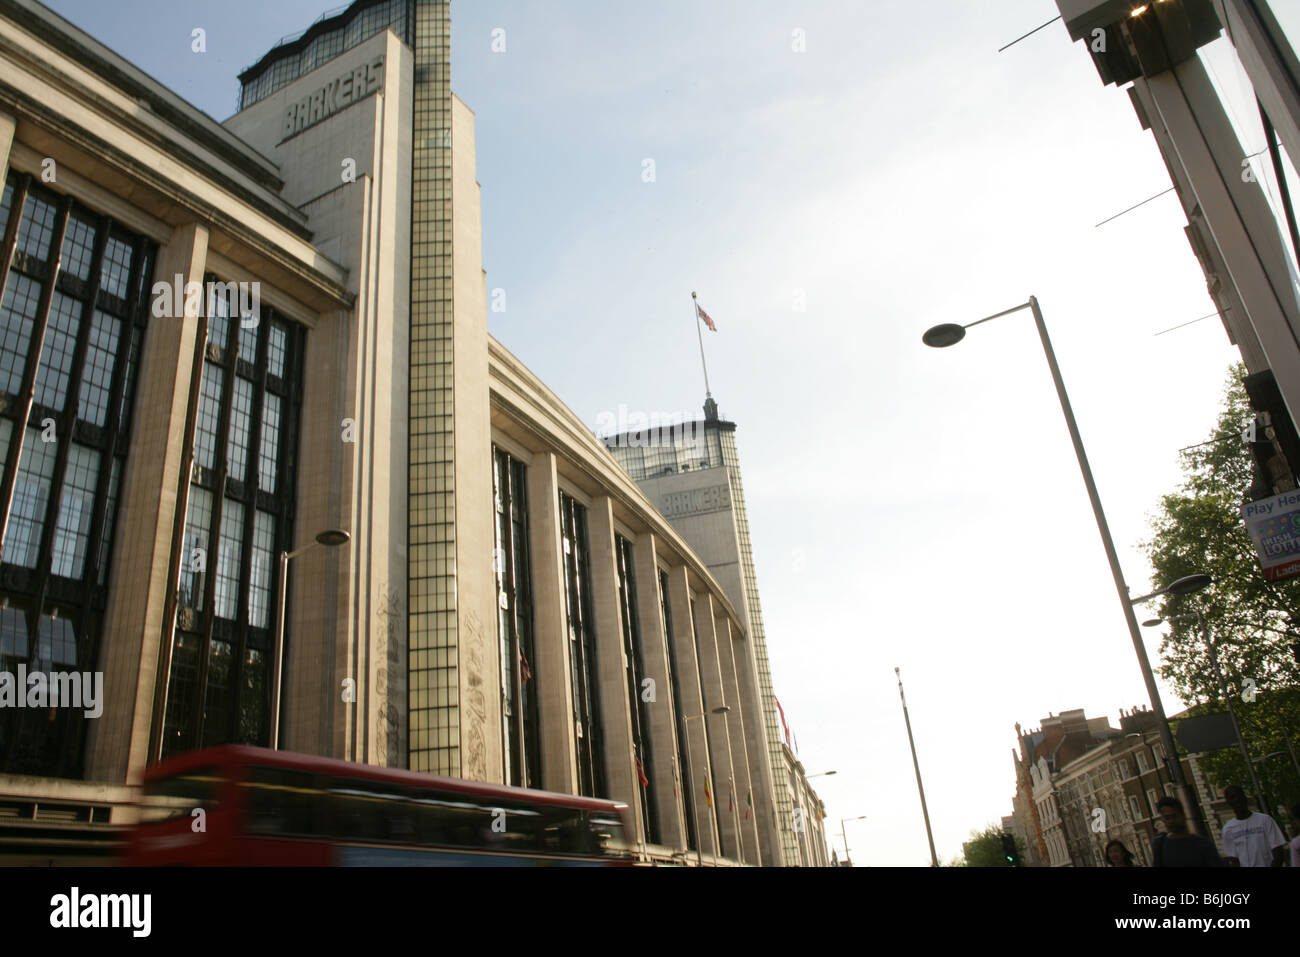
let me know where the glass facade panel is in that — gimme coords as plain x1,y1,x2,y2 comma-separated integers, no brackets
194,363,224,472
215,499,244,620
0,171,152,778
616,534,656,842
561,492,604,798
249,511,273,629
180,487,212,612
226,376,253,483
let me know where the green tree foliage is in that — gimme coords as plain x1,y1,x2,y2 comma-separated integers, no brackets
1143,363,1300,815
961,824,1021,867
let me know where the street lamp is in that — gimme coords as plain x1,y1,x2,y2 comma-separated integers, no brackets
924,297,1206,834
840,815,867,867
683,705,729,866
1142,609,1267,814
269,528,350,750
806,771,838,779
895,667,938,866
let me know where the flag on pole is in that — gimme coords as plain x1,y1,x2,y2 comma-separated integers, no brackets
745,790,753,820
728,785,734,814
703,775,713,809
636,755,649,788
775,696,791,747
695,302,717,332
518,646,532,684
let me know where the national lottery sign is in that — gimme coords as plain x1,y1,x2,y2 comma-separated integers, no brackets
1241,488,1300,581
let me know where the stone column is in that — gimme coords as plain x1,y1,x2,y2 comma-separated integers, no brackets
86,222,208,783
666,566,718,858
525,452,578,794
631,532,686,850
586,496,642,839
696,591,739,860
716,612,761,865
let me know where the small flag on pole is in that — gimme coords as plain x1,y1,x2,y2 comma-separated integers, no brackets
519,647,532,684
745,790,753,820
704,776,714,809
636,755,649,788
695,302,717,332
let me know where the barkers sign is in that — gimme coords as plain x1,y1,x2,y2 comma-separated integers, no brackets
280,54,385,143
660,484,731,519
1241,487,1300,581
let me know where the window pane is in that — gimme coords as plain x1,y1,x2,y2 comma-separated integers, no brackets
180,487,212,611
194,363,224,471
35,612,76,667
0,606,27,667
0,418,11,476
215,499,244,620
0,273,41,395
226,377,253,483
258,392,280,492
201,638,233,748
50,442,99,579
77,310,121,427
117,324,141,432
237,312,257,365
267,322,286,378
59,212,96,282
3,427,58,567
249,511,274,629
15,193,57,260
34,291,83,412
99,234,133,300
239,648,266,745
162,632,200,758
206,282,230,353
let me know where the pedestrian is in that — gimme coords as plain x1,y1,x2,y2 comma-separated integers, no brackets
1105,839,1136,867
1152,797,1222,866
1219,785,1286,867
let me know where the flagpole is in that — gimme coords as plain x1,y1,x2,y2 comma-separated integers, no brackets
691,291,712,397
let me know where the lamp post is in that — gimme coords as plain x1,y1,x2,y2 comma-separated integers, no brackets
840,815,867,867
683,705,729,866
924,299,1203,834
269,528,350,750
1143,608,1267,814
895,667,938,866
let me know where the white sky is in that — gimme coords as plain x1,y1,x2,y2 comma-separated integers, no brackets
42,0,1300,865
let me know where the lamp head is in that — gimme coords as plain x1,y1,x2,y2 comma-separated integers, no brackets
315,529,351,548
1167,573,1212,596
1142,618,1163,628
922,323,966,349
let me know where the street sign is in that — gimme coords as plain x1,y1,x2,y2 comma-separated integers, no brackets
1175,711,1237,753
1241,488,1300,581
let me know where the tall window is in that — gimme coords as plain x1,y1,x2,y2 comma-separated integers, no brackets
615,534,657,843
560,491,604,798
0,171,154,777
691,597,725,850
162,277,302,758
660,569,695,850
492,447,539,788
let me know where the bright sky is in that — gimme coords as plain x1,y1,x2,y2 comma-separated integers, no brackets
42,0,1300,866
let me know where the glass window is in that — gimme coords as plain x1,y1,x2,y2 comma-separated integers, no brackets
96,457,121,586
35,612,76,667
267,322,287,379
194,363,223,471
238,648,266,744
201,639,233,747
15,193,57,260
0,273,42,395
180,487,212,611
249,511,274,629
59,212,96,282
0,605,27,667
4,427,58,568
258,392,280,493
50,443,99,579
161,633,200,758
226,376,253,483
206,282,230,354
98,235,133,300
34,292,83,411
77,310,121,427
215,500,244,620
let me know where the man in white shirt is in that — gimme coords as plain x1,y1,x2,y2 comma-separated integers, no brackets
1219,785,1286,867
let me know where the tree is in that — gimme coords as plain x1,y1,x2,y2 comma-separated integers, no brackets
1143,363,1300,815
961,823,1021,867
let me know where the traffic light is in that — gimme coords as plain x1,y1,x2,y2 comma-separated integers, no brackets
1000,832,1017,866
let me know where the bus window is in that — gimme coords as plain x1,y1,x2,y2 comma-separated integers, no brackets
241,766,321,836
140,766,225,823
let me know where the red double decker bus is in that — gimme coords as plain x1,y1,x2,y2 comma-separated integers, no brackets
125,745,636,866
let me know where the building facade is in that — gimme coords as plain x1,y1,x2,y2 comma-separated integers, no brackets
601,396,810,865
0,0,785,865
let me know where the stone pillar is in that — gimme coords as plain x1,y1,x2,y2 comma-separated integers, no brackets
631,532,686,850
666,567,718,857
716,613,761,865
525,452,578,794
695,591,739,860
86,222,207,783
0,113,16,176
586,496,642,839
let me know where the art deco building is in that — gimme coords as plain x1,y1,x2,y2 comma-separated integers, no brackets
0,0,780,865
601,396,816,866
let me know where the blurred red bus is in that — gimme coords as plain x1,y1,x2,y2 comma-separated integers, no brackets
124,745,636,866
